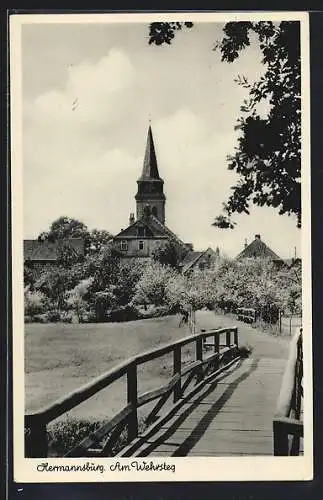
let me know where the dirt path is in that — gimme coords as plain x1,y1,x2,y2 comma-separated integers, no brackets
196,310,291,360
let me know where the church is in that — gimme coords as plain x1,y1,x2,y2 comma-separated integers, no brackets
23,125,219,274
112,125,218,270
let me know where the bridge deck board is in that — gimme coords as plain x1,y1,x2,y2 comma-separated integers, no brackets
134,357,288,457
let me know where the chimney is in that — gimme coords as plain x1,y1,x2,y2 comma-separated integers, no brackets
244,239,248,249
129,212,135,225
255,234,261,240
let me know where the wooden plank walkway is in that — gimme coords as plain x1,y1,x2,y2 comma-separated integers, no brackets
123,311,292,457
131,356,287,456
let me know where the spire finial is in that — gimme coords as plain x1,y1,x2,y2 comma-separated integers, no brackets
148,113,152,125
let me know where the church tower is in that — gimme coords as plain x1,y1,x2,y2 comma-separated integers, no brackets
135,125,166,224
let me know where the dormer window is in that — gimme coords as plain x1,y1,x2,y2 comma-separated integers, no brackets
120,240,128,251
138,240,144,251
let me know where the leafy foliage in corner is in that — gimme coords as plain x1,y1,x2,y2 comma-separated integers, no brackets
149,21,301,228
149,22,193,45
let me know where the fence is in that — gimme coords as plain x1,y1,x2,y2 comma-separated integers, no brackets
237,307,257,323
273,327,303,455
278,313,302,336
236,307,302,336
25,326,240,458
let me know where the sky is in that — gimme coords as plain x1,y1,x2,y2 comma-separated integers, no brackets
22,20,302,258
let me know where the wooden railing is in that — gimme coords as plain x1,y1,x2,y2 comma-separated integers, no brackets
273,327,303,455
25,327,240,458
237,307,257,324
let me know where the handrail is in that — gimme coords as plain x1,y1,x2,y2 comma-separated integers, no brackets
25,326,240,458
25,327,235,423
273,327,303,455
275,327,302,418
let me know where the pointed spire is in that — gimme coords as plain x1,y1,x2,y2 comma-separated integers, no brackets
139,125,161,180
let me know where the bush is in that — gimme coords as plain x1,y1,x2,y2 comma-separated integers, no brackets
139,305,174,319
45,309,61,323
47,418,103,456
106,305,140,323
24,287,47,317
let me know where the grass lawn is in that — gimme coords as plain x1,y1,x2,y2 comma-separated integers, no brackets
25,314,195,422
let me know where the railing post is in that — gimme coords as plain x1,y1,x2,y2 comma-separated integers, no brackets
196,336,203,382
127,362,138,442
226,330,231,348
214,332,219,354
273,419,289,456
25,416,48,458
173,345,182,403
233,327,238,348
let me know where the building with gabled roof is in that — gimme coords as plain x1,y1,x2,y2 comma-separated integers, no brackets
24,238,85,263
180,247,220,275
24,238,85,276
236,234,282,263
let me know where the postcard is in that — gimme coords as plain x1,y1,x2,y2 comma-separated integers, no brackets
10,11,312,482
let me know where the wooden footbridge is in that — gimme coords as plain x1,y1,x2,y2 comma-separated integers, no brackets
25,314,303,458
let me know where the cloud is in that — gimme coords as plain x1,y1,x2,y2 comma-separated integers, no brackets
27,49,136,131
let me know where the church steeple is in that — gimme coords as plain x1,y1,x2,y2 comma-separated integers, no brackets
135,125,166,224
139,125,161,180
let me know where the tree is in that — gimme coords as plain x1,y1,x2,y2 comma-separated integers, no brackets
87,229,113,254
34,266,73,310
152,240,188,270
38,217,113,255
66,277,93,322
40,216,89,241
133,261,178,307
149,21,301,228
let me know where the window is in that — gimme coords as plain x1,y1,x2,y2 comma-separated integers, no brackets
138,240,144,251
152,206,158,217
137,226,146,237
120,240,128,251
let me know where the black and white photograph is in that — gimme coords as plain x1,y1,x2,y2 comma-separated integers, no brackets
10,12,312,482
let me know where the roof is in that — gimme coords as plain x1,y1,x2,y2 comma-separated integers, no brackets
180,247,217,274
24,238,85,262
114,213,186,247
236,235,282,261
138,125,161,180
